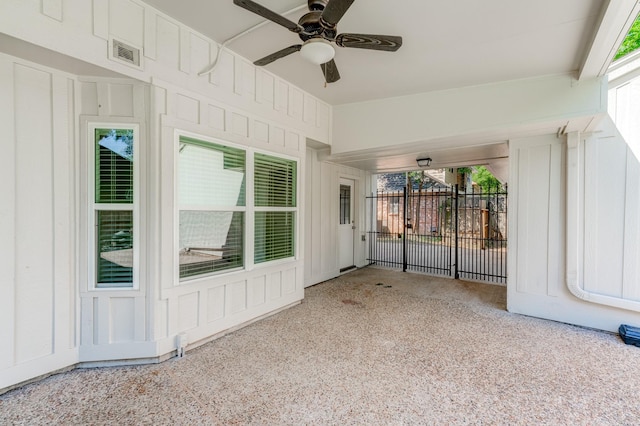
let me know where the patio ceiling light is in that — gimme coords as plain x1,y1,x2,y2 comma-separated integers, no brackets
416,156,432,167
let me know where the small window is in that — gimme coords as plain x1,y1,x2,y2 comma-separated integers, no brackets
390,196,399,215
91,127,137,288
340,184,351,224
178,137,246,279
254,153,297,264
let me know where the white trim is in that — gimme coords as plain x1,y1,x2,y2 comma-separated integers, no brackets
565,131,640,312
173,129,300,285
608,49,640,88
338,177,356,270
174,129,248,284
87,122,140,291
578,0,640,80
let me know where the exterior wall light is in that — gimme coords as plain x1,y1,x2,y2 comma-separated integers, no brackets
416,157,432,167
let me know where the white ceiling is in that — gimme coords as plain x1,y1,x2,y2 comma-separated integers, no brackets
138,0,638,179
143,0,606,105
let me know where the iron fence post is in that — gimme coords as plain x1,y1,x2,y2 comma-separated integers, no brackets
403,186,408,272
454,183,460,279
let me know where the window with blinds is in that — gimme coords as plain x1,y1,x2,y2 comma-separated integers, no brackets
178,137,246,279
95,129,133,203
254,153,297,264
254,211,295,263
92,127,136,288
254,153,297,207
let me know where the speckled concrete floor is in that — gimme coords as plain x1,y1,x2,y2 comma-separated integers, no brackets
2,267,640,425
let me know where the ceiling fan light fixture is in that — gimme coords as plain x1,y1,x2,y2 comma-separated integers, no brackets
300,39,335,65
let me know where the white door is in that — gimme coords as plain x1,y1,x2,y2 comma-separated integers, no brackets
339,178,355,271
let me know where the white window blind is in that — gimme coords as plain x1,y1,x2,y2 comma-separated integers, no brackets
254,153,296,207
254,211,295,263
95,129,133,204
178,137,246,279
254,153,297,264
93,128,135,288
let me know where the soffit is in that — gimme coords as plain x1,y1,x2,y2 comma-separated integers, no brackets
142,0,605,105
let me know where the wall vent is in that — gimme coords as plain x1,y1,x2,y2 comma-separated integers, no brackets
109,38,142,69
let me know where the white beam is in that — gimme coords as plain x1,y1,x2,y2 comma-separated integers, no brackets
579,0,640,80
332,74,606,157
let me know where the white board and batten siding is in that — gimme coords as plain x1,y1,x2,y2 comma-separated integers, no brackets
0,0,332,390
0,53,77,390
152,81,308,355
77,78,152,362
304,148,369,287
508,127,640,332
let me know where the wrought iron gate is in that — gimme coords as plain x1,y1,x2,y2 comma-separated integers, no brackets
366,184,507,284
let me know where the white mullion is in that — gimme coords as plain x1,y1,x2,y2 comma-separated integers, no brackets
132,124,140,291
254,206,297,212
246,149,255,271
93,203,135,211
180,205,246,212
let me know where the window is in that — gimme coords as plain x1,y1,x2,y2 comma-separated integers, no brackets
339,184,351,224
90,126,138,288
176,135,298,280
178,137,246,279
254,153,297,264
390,196,400,215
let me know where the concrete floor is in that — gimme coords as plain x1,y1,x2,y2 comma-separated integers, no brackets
1,267,639,425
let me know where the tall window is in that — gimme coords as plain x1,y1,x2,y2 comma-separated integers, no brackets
91,126,137,288
178,137,246,279
254,153,297,264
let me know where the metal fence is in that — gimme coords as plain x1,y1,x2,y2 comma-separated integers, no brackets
366,184,508,284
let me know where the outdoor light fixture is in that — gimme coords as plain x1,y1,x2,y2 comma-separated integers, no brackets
416,157,432,167
300,38,335,65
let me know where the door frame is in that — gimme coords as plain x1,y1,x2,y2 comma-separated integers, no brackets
338,177,357,272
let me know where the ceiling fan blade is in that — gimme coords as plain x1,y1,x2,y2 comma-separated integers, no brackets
254,45,302,66
233,0,302,33
336,33,403,51
321,0,355,26
320,59,341,83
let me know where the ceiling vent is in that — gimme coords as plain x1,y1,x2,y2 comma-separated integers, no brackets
109,38,142,69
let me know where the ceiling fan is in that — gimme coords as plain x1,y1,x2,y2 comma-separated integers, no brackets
233,0,403,83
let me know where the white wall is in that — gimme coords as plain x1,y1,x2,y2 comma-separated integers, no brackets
304,148,369,286
152,82,307,355
0,0,332,390
0,53,78,390
0,0,331,146
77,78,152,362
508,126,640,332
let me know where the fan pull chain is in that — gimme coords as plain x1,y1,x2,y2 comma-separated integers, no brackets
323,63,327,88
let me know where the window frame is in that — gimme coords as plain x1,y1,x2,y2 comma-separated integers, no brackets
253,151,298,265
175,133,247,282
174,131,300,284
88,123,140,290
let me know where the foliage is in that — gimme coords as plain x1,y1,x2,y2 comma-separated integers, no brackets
407,170,429,189
614,15,640,61
472,166,502,192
